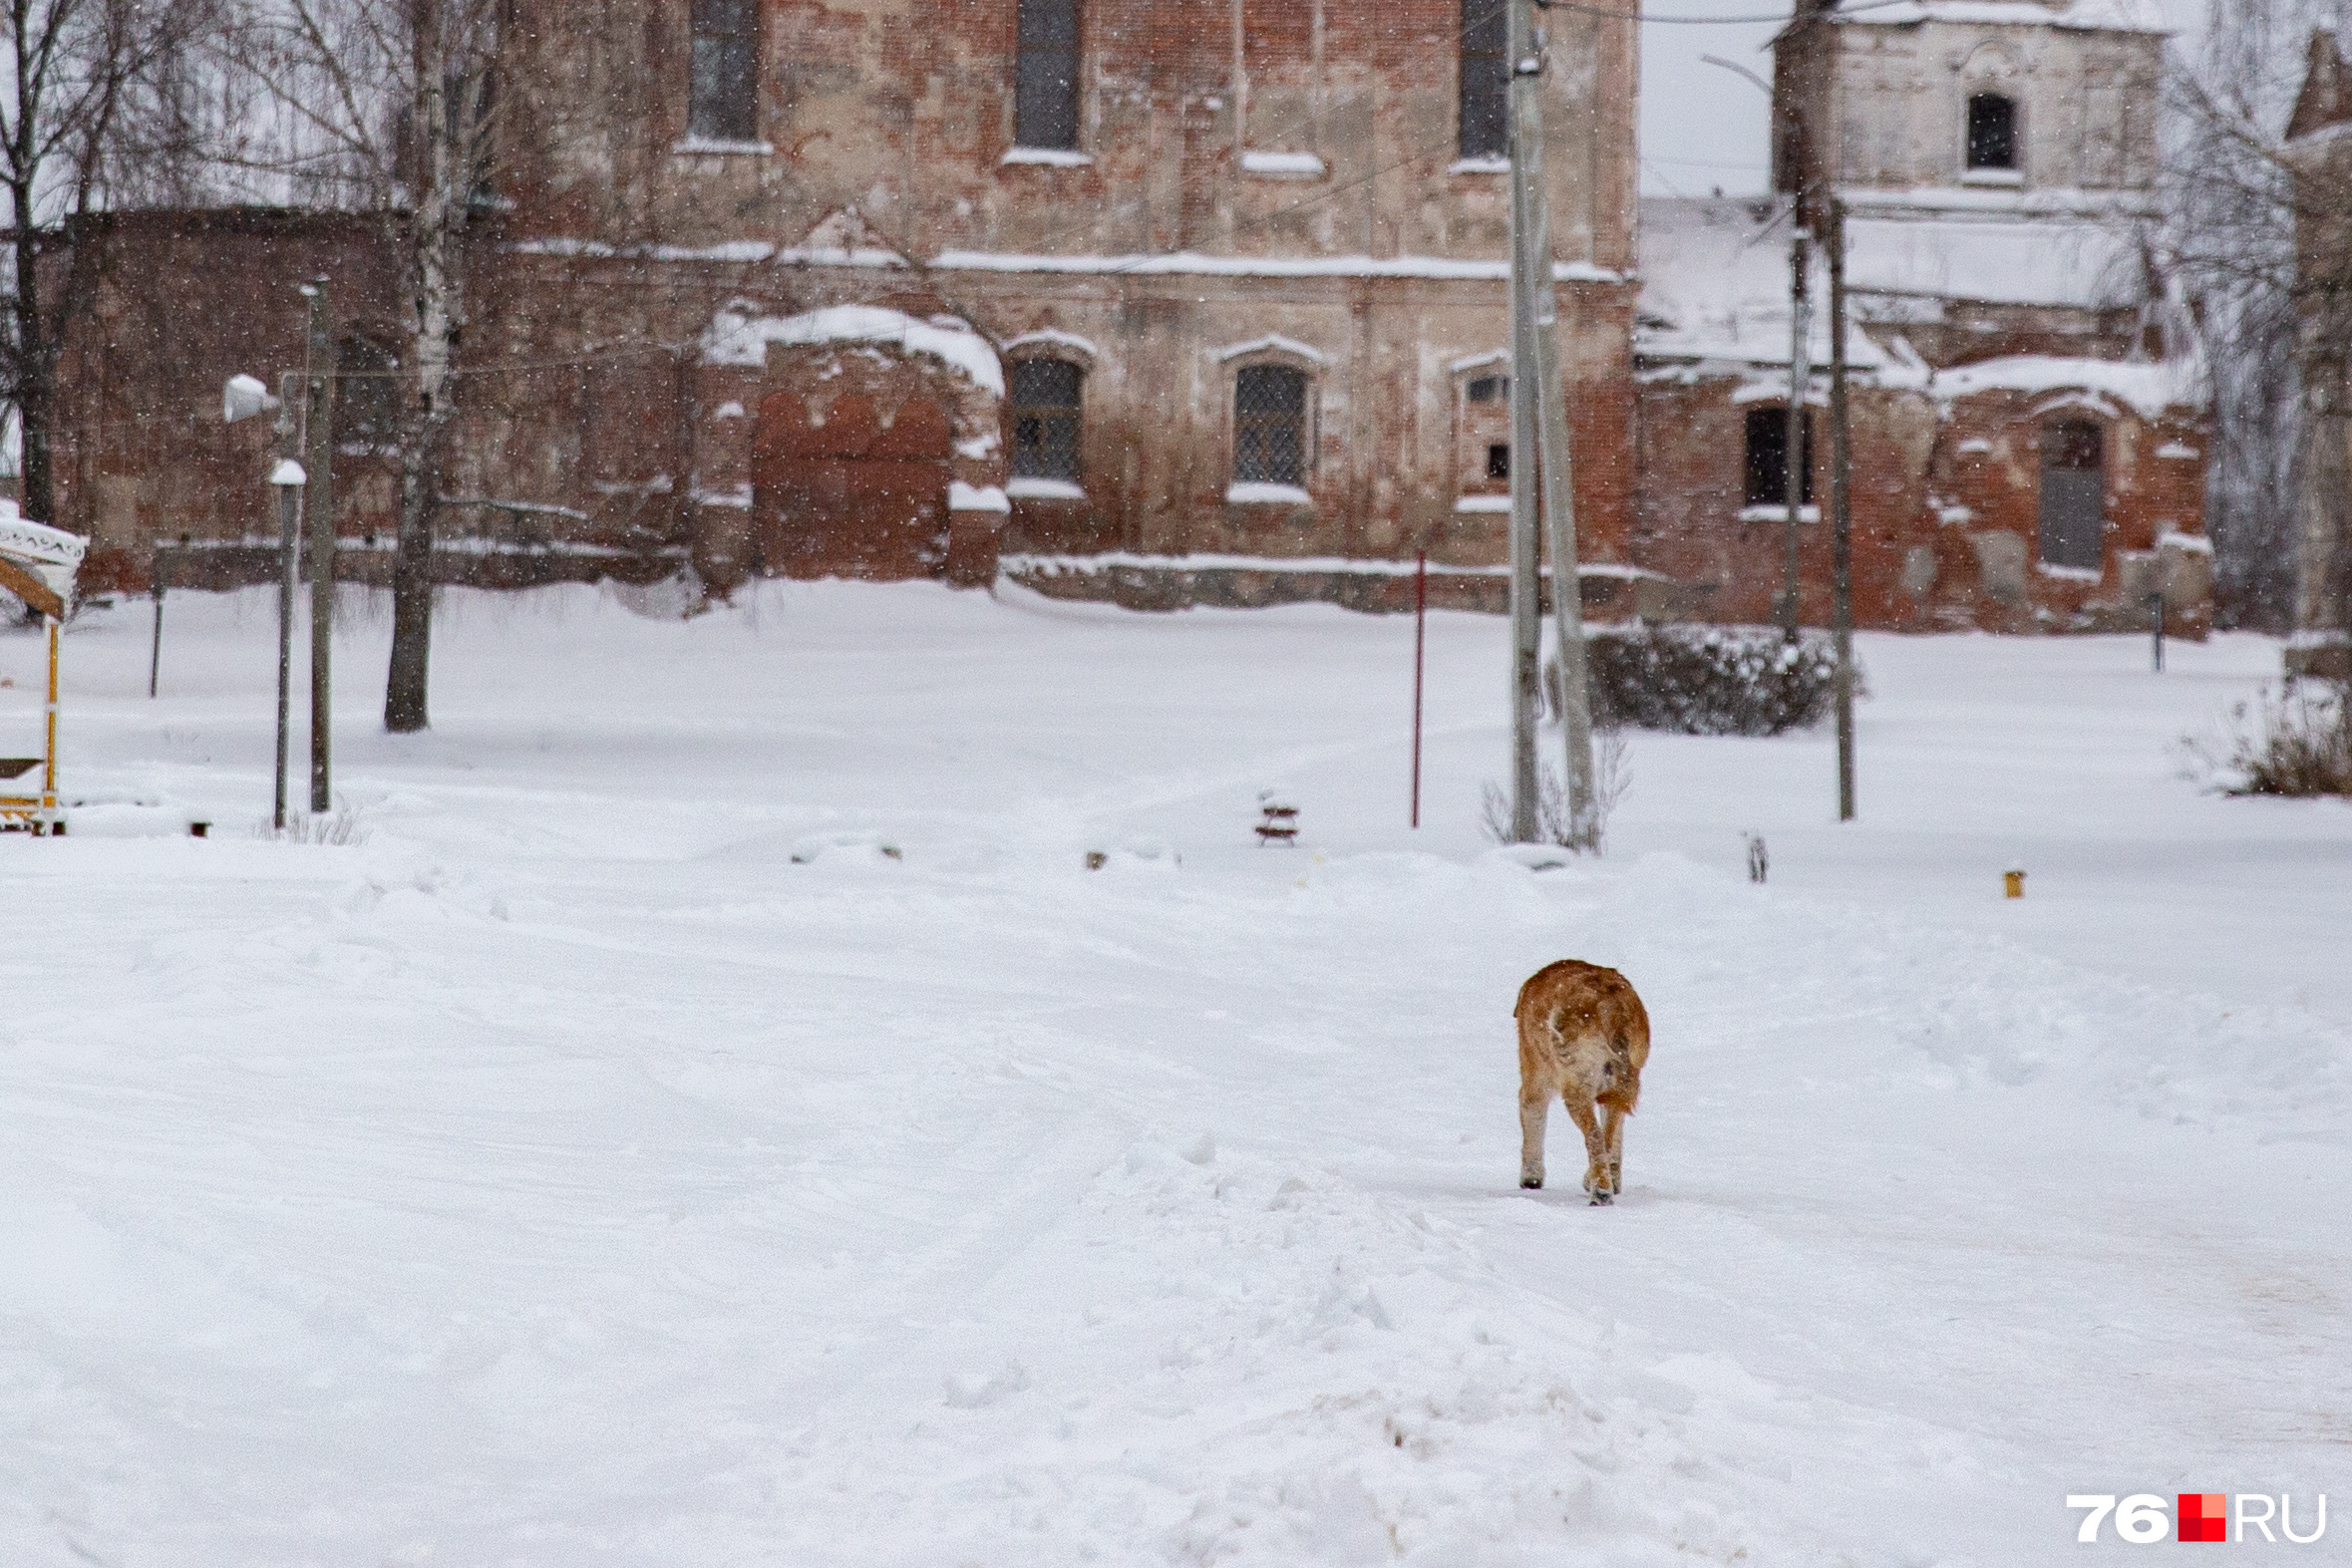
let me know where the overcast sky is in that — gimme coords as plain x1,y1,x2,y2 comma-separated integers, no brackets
1635,0,2210,198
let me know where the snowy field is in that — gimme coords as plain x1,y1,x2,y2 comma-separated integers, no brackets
3,581,2347,1566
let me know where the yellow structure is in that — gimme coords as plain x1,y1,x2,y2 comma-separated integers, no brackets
0,500,87,834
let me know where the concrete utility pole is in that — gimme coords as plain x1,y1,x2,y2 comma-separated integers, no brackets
302,279,335,814
1781,219,1812,642
1507,0,1596,845
1827,195,1855,821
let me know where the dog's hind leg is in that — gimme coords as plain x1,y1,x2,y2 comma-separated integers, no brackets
1518,1087,1550,1189
1563,1096,1611,1204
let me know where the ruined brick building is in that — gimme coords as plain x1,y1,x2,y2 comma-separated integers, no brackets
57,0,1641,609
1637,0,2209,634
43,0,2208,635
2284,25,2352,680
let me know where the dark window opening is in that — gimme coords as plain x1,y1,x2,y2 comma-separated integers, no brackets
2038,419,2105,570
690,0,758,143
1010,358,1083,482
1743,407,1815,507
1487,443,1511,479
333,338,399,451
1015,0,1081,151
1966,93,2017,171
1466,373,1511,404
1459,0,1509,159
1234,364,1309,487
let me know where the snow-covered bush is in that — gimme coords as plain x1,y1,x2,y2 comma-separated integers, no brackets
1550,626,1844,737
2184,682,2352,797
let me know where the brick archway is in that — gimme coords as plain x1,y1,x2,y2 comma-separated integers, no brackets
751,391,952,579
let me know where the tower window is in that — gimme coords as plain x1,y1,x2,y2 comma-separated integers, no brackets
689,0,758,143
1744,407,1815,507
1459,0,1509,159
1015,0,1081,151
1009,359,1084,482
1234,365,1309,487
1966,93,2017,171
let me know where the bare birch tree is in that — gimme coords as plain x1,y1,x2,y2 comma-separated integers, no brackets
232,0,500,731
4,0,218,528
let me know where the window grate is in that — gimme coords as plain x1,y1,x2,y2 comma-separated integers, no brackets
1459,0,1509,160
690,0,757,142
1015,0,1081,151
1234,365,1308,487
1010,359,1084,482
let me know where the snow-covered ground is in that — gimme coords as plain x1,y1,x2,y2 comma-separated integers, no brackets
3,582,2346,1566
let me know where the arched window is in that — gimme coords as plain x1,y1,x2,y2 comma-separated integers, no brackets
1966,93,2017,171
1234,365,1309,487
1743,407,1814,507
1015,0,1081,151
2038,420,2104,570
1459,0,1509,159
1009,359,1083,482
689,0,758,143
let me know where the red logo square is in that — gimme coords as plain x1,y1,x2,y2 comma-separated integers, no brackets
2179,1493,2228,1543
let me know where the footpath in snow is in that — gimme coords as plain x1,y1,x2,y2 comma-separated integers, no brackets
0,581,2345,1566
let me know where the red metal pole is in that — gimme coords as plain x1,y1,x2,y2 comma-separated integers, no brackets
1412,550,1426,828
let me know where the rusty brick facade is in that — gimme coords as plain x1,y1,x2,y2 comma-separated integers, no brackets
45,0,1641,602
1632,0,2210,636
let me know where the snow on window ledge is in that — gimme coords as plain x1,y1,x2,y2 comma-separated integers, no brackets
2035,560,2102,582
1007,476,1088,501
1737,503,1820,523
2156,441,2200,461
1449,156,1510,175
1959,167,2024,187
1226,482,1314,507
1241,151,1326,178
949,481,1011,513
1001,147,1093,167
2158,529,2212,554
1455,494,1512,513
673,137,775,157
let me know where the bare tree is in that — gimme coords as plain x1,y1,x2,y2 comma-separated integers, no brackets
2166,0,2352,629
232,0,501,731
3,0,217,528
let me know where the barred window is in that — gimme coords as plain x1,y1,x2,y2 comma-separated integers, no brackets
1015,0,1080,151
690,0,758,143
1966,93,2017,171
1460,0,1509,159
1743,407,1815,507
1010,359,1083,482
1234,365,1308,487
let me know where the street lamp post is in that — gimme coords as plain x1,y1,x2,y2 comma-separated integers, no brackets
268,460,307,831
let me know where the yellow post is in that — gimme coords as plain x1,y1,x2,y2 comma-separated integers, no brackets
43,614,58,820
2003,869,2025,899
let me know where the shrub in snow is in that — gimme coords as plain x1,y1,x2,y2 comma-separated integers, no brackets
2183,681,2352,798
1479,732,1630,854
1550,626,1844,737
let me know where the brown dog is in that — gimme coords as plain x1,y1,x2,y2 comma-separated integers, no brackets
1516,960,1650,1202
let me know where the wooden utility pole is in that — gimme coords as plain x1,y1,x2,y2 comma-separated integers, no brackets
1828,196,1855,821
302,280,335,814
1507,0,1596,845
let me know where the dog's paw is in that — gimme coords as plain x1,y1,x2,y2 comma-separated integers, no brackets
1519,1176,1543,1190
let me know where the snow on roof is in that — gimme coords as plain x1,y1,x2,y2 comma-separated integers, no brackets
1930,355,2198,418
1831,0,2168,33
0,497,87,568
1635,198,1889,369
1844,215,2145,309
1637,197,2149,368
702,305,1004,395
